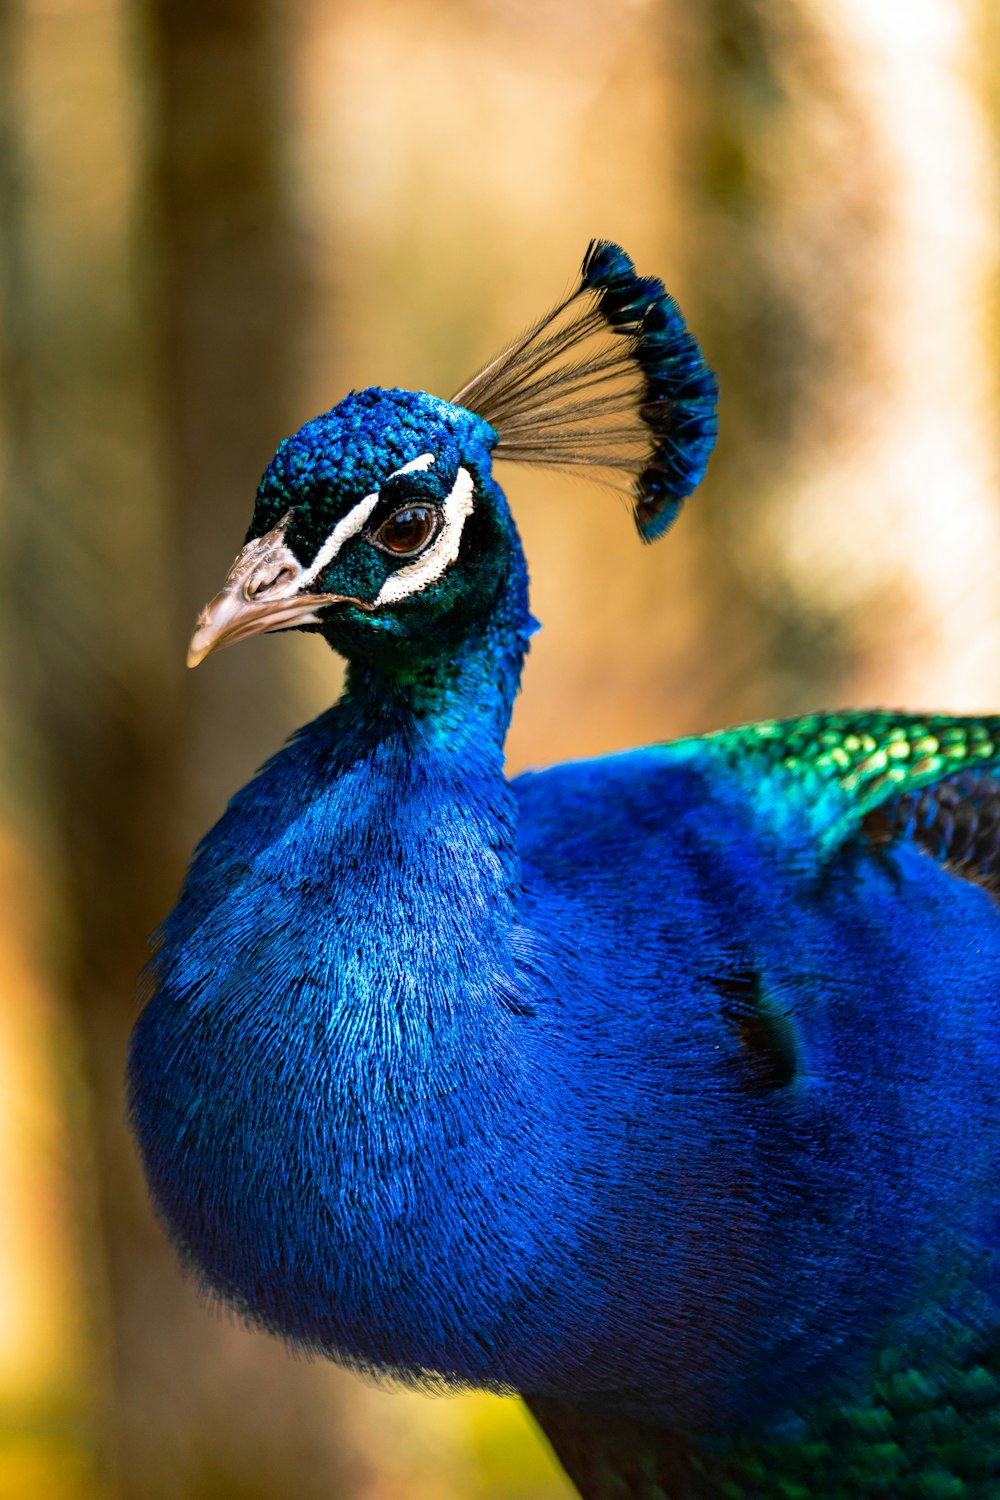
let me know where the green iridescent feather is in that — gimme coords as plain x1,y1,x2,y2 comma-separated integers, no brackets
530,1287,1000,1499
672,711,1000,860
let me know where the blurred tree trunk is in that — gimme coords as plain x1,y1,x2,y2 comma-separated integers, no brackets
669,0,1000,722
0,1,363,1496
666,0,889,723
154,0,323,814
0,11,108,1499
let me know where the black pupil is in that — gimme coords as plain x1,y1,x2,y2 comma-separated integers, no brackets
380,506,433,555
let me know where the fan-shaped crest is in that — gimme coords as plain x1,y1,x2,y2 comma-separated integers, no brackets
451,241,719,541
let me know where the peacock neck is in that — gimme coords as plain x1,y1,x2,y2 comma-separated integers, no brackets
339,532,533,758
128,530,568,1385
299,535,536,1053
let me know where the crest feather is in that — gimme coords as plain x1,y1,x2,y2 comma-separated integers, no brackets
451,240,718,541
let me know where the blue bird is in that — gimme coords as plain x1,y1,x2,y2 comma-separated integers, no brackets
129,242,1000,1499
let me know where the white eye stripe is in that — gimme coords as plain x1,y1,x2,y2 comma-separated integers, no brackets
295,454,435,586
374,466,475,606
391,452,435,477
298,491,380,587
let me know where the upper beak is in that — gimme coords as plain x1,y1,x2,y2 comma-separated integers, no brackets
186,522,365,668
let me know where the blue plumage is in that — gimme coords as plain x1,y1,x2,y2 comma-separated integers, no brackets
130,243,1000,1498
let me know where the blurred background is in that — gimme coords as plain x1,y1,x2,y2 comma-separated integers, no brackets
2,0,1000,1495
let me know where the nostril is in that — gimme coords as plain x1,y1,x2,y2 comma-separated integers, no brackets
246,564,296,600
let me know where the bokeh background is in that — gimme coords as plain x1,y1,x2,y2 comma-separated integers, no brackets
2,0,1000,1496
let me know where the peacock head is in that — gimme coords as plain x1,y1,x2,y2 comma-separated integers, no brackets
187,241,718,672
186,389,513,670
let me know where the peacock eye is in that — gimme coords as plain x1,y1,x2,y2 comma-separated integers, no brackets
373,505,438,557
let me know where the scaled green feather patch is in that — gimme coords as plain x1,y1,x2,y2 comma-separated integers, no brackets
681,711,1000,860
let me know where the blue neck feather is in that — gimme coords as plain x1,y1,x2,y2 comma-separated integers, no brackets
340,506,532,754
129,522,565,1386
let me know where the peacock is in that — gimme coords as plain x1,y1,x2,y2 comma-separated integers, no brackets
129,242,1000,1499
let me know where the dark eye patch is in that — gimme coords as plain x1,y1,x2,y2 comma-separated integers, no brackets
262,486,345,563
358,466,453,562
367,466,450,527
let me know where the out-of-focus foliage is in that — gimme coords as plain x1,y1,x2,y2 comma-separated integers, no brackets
0,0,998,1496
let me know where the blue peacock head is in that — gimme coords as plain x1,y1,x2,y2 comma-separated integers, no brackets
187,241,718,670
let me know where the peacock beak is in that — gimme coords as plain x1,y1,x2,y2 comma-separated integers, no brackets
186,586,335,668
186,523,346,668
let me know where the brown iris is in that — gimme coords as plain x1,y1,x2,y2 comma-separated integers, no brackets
375,505,437,557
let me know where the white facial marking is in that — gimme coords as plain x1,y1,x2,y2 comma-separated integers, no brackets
298,491,380,588
391,452,435,477
290,457,435,592
374,466,475,606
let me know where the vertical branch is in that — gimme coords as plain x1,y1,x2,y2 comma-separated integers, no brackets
153,0,319,826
